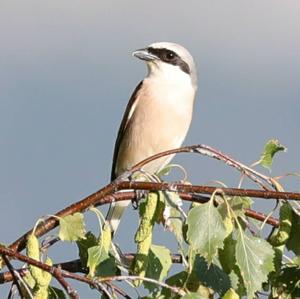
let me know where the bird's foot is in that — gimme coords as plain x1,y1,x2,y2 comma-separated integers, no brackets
132,189,148,209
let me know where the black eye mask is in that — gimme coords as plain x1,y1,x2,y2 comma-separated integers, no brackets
147,47,191,75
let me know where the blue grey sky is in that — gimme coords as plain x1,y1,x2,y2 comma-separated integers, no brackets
1,1,300,297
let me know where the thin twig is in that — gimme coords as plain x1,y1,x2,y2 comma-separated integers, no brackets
7,182,291,255
7,143,298,254
0,246,79,299
1,255,24,298
0,254,182,285
0,246,131,298
105,282,132,299
52,267,79,299
100,275,186,296
130,144,274,190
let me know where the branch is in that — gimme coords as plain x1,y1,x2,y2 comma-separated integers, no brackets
1,254,24,298
0,254,182,285
8,182,294,254
100,275,186,297
0,245,139,298
130,144,276,190
6,143,298,256
0,245,80,298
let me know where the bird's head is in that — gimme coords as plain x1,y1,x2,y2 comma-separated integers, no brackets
133,42,197,88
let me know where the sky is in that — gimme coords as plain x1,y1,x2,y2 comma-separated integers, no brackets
0,1,300,297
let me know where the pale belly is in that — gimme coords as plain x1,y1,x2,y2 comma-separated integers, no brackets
115,88,194,176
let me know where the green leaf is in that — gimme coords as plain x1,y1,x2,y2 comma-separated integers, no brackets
269,203,293,247
227,268,247,297
271,266,300,298
156,164,174,177
48,286,67,298
160,271,188,299
163,192,184,244
259,139,286,170
235,230,274,297
218,196,252,233
228,271,239,291
87,245,103,277
219,234,236,274
222,288,239,299
87,245,119,277
286,210,300,255
193,255,231,296
58,213,86,242
95,255,119,277
76,231,98,267
187,201,229,262
144,245,172,291
164,206,183,243
230,196,252,213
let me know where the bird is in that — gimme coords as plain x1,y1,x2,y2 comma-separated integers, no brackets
105,42,198,235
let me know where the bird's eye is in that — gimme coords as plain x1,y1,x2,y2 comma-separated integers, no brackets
165,51,175,60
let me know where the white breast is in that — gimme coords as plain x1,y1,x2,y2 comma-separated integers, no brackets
115,66,196,176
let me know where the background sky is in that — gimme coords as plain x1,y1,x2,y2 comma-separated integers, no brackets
1,1,300,297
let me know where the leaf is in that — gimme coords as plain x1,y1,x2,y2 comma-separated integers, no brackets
76,231,98,267
228,271,239,291
160,271,188,299
219,234,237,274
144,245,172,291
87,245,119,277
164,205,183,243
187,201,229,262
271,266,300,298
156,163,187,180
286,210,300,255
163,191,184,244
228,270,246,297
87,245,103,277
156,164,175,177
95,255,119,277
48,286,67,299
269,202,292,247
235,230,274,297
230,196,252,213
222,288,239,299
58,213,86,242
193,255,231,296
259,139,286,170
218,196,252,231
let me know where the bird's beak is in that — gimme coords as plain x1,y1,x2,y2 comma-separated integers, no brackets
132,48,157,61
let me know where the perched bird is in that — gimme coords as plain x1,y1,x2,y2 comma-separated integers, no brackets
106,42,198,235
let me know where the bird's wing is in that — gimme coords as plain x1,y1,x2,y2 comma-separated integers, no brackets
110,81,143,180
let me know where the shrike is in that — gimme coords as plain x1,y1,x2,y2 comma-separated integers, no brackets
106,42,198,234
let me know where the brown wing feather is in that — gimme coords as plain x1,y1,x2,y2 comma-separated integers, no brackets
111,80,144,181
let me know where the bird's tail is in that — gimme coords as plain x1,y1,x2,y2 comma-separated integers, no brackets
105,200,131,235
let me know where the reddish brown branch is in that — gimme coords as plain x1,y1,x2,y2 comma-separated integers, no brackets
0,254,182,285
116,181,300,200
244,208,279,227
0,245,119,298
1,254,24,298
0,245,80,299
7,143,296,254
8,183,115,254
130,144,274,189
8,181,291,254
52,267,79,299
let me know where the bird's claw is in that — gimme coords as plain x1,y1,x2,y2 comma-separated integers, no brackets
132,190,148,209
